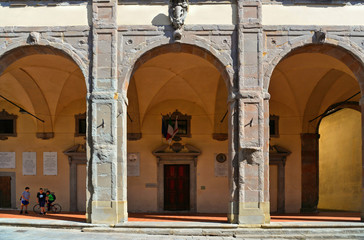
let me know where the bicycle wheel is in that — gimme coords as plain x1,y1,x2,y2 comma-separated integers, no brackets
51,203,62,213
33,204,41,214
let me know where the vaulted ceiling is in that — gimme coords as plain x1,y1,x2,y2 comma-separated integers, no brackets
0,53,86,133
128,52,228,134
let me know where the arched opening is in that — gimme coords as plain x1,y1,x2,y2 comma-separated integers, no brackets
126,43,229,221
268,43,362,218
0,45,87,212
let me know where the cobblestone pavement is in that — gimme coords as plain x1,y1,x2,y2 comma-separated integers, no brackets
0,226,235,240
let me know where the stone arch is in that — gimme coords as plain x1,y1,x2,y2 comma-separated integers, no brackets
121,38,234,94
0,37,89,91
122,39,234,141
0,42,89,137
264,36,364,93
265,35,364,216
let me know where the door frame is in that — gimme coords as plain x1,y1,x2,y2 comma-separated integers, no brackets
0,172,16,209
157,158,197,212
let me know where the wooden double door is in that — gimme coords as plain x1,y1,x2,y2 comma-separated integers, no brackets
164,164,190,211
0,176,11,208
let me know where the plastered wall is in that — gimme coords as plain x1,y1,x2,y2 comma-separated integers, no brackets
0,5,88,27
0,100,86,211
262,5,364,26
318,108,362,211
127,101,229,213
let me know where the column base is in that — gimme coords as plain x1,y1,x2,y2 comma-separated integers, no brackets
90,200,128,224
227,201,270,225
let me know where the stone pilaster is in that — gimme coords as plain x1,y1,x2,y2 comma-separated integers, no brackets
300,133,319,213
228,0,269,225
360,97,364,222
87,0,128,224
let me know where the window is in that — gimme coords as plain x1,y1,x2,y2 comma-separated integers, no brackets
269,115,279,138
75,113,86,137
162,110,191,138
0,109,17,140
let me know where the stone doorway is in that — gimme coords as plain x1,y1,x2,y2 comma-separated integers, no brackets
153,144,200,213
164,164,190,211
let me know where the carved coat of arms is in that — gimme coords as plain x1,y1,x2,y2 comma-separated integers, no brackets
169,0,189,30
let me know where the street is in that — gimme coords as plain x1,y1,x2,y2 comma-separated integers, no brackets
0,226,236,240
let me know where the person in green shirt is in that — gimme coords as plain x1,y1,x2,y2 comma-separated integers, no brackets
46,191,56,212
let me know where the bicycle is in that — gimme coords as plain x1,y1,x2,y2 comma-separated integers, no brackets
33,202,62,214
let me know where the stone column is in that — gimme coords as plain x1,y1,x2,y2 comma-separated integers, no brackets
86,0,128,224
300,133,319,213
360,98,364,222
227,0,269,225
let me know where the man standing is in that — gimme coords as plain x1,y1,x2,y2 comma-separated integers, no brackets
37,188,46,215
19,187,30,214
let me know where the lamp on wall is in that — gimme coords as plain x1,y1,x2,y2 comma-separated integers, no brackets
0,94,44,122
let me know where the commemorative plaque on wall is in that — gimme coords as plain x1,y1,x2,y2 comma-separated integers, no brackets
214,153,228,177
127,152,140,177
0,152,15,169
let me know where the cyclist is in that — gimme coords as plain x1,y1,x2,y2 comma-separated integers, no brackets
46,191,56,211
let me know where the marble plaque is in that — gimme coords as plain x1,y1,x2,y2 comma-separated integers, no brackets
214,153,228,177
22,152,36,175
0,152,15,169
127,152,140,177
43,152,57,175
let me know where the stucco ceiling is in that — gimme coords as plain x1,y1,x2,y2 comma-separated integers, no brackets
130,52,227,127
269,52,360,132
0,54,86,131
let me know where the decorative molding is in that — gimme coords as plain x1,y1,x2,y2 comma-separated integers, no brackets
127,132,142,141
153,144,201,166
169,0,189,40
63,144,86,212
36,132,54,140
162,109,191,138
269,145,291,214
212,133,228,141
27,32,40,45
312,30,326,44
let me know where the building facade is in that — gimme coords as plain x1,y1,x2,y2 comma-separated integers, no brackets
0,0,363,225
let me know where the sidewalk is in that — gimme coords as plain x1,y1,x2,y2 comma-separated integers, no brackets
0,210,361,223
1,210,364,238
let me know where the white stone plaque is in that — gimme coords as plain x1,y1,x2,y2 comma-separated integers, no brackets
214,153,228,177
22,152,36,175
43,152,57,176
0,152,15,169
127,152,140,177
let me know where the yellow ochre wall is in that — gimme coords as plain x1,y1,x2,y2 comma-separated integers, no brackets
0,101,86,211
127,101,229,213
318,108,362,211
0,54,86,211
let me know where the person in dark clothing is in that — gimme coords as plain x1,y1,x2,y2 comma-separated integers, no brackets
37,188,46,215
